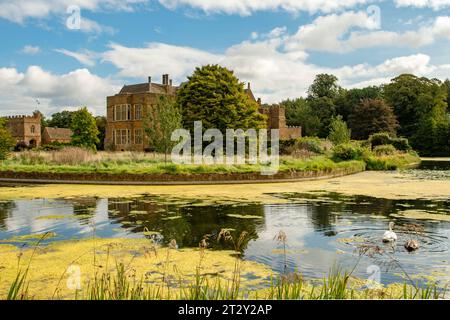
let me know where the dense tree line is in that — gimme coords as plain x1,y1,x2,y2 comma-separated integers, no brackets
11,66,449,157
281,73,450,156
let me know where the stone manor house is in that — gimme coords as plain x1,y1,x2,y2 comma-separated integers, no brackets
105,74,301,151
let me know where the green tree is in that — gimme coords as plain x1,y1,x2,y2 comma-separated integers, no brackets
144,95,183,162
335,86,383,121
95,116,107,150
307,74,340,100
384,74,449,155
307,74,340,137
70,107,100,150
308,97,336,138
347,99,398,140
0,118,14,160
444,79,450,110
47,110,74,128
328,115,351,145
177,65,266,132
32,110,46,133
280,98,320,136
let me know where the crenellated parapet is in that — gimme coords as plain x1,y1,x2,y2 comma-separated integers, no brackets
3,113,41,120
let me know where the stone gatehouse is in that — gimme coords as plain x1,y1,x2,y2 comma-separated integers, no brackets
4,113,41,147
105,74,301,151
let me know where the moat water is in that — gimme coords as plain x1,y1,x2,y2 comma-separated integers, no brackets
0,160,449,287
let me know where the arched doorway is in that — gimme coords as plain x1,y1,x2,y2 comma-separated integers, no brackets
29,139,37,148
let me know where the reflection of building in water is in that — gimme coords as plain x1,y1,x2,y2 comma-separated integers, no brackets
0,199,99,236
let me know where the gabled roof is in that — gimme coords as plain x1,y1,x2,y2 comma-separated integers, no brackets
119,83,178,95
245,88,256,102
44,127,73,140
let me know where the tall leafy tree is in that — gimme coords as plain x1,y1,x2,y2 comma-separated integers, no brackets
32,110,46,134
348,99,398,140
307,74,340,100
70,107,100,150
144,95,183,162
444,79,450,110
384,74,449,154
280,98,320,136
0,118,14,160
335,86,383,121
95,116,107,151
307,74,340,137
177,64,266,132
47,110,74,128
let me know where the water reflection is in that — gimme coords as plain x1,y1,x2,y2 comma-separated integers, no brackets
0,193,449,286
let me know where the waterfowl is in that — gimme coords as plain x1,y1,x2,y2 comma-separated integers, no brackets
404,239,420,252
382,222,397,243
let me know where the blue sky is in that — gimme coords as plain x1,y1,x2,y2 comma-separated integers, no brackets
1,0,450,116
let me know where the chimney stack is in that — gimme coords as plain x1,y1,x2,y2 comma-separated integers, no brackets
257,98,261,105
162,74,169,86
148,76,152,92
247,82,251,90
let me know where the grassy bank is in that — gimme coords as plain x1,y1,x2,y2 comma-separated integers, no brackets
0,149,365,175
365,152,421,170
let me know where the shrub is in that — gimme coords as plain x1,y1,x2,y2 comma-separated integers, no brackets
40,142,71,151
280,137,325,156
328,115,351,145
13,141,31,152
296,137,325,154
368,132,412,152
391,138,411,151
368,132,391,148
332,143,367,161
373,144,396,156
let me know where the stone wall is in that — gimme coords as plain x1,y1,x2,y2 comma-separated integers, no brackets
4,114,41,147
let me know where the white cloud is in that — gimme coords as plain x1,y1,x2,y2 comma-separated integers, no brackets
54,49,97,66
158,0,371,15
79,17,116,35
0,0,148,23
335,54,438,87
395,0,450,9
21,45,41,55
286,12,450,53
102,42,222,80
99,34,450,103
0,0,145,35
1,49,448,117
0,66,120,116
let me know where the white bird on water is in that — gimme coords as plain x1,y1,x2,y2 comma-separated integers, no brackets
382,222,397,243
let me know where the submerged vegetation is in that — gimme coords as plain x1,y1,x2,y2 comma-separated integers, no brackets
1,232,446,300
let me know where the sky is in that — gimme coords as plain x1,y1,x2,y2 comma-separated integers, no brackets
1,0,450,116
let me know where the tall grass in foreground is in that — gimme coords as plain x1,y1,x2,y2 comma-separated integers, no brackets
4,229,447,300
59,265,446,300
